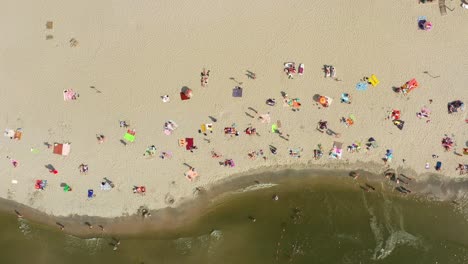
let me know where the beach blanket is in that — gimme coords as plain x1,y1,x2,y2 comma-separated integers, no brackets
53,143,71,156
271,124,279,133
144,146,157,156
63,89,78,101
289,148,302,158
232,87,243,97
356,82,368,91
224,127,237,135
35,180,47,190
4,129,14,138
224,159,235,167
185,170,199,181
201,123,213,133
258,114,271,123
124,130,136,142
164,120,178,135
185,138,194,150
329,141,343,159
14,129,22,140
180,92,190,100
369,74,380,87
100,182,112,191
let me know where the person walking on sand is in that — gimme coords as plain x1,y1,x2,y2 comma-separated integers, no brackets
6,156,18,168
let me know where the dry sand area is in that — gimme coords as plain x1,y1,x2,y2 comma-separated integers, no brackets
0,0,467,217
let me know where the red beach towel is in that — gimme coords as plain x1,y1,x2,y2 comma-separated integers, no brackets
185,138,194,150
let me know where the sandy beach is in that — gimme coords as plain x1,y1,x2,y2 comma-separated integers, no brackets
0,0,467,220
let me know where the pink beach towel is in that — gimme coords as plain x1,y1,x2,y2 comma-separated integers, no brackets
63,89,78,101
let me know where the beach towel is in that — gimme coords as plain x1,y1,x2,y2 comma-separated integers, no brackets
341,93,350,103
330,141,343,159
185,170,199,181
63,89,78,101
271,124,279,133
144,146,157,156
224,127,237,135
53,143,71,156
369,74,380,87
225,159,235,167
4,129,14,138
100,182,112,191
232,87,243,97
393,120,405,130
356,82,368,91
185,138,194,150
258,114,271,123
178,138,187,147
180,92,190,100
35,180,47,190
124,130,136,142
201,123,213,133
63,184,71,192
14,129,22,140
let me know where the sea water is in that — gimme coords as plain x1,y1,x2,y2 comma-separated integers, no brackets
1,176,468,264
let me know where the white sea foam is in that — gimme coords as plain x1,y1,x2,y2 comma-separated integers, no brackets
233,183,277,193
375,230,420,260
64,236,103,255
18,218,32,238
174,230,224,256
364,192,421,260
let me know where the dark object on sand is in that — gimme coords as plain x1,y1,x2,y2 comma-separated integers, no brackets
232,86,243,97
435,161,442,171
269,145,277,155
448,100,465,114
393,120,405,130
266,98,276,106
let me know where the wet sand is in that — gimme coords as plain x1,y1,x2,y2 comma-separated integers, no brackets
3,163,468,237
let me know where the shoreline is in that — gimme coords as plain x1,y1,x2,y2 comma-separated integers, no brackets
3,162,466,238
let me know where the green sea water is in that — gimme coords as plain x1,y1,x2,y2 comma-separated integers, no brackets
1,177,468,264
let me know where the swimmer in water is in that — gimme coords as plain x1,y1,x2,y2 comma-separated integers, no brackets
273,194,279,201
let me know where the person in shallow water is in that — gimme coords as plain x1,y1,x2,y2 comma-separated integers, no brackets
248,216,256,222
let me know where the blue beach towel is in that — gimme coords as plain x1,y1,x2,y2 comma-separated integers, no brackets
356,82,368,91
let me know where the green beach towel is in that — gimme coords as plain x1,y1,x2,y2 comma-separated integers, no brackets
271,124,278,133
124,133,135,142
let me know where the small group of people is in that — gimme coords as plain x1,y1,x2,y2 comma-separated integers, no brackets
245,126,257,135
201,69,210,87
78,163,89,174
456,164,468,175
248,149,265,160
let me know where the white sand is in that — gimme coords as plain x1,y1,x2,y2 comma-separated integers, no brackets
0,0,467,217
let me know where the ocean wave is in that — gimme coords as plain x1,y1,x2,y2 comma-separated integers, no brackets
233,183,278,193
174,230,224,256
18,218,33,238
363,192,422,260
375,230,420,260
63,236,103,255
